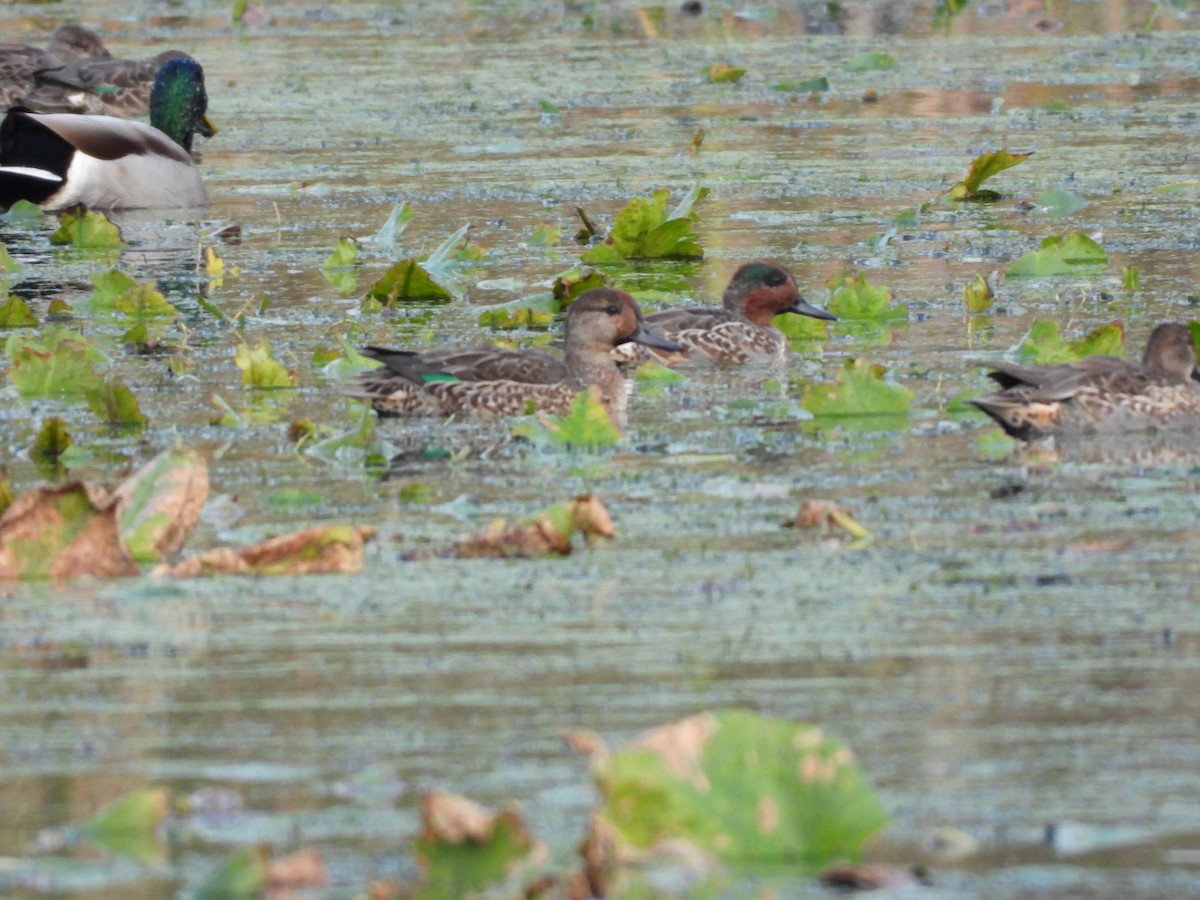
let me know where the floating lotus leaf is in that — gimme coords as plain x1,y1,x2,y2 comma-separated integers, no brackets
30,417,72,462
412,791,539,899
512,385,622,447
845,50,896,72
5,326,106,398
84,786,169,864
0,481,137,580
801,358,913,423
113,449,208,562
963,274,994,312
1016,320,1125,364
950,150,1031,201
0,295,36,327
235,339,297,389
581,186,707,264
1007,231,1107,277
84,375,147,427
195,846,269,900
365,259,454,305
592,710,887,868
706,62,746,83
322,238,359,295
157,524,375,577
453,494,615,558
825,273,908,321
49,209,125,248
772,76,830,92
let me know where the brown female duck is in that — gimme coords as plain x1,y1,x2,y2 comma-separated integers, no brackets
352,288,681,428
970,322,1200,440
613,260,835,368
21,49,197,117
0,25,111,107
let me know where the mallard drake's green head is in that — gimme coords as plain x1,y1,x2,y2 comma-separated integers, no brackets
149,56,216,153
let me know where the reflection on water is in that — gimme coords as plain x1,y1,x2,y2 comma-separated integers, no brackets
1,0,1200,896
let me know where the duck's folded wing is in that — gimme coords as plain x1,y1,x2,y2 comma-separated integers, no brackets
362,346,569,385
5,112,192,165
645,306,733,334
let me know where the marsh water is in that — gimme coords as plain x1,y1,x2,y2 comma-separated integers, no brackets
1,0,1200,896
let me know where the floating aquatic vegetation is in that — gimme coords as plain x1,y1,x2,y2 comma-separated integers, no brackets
30,418,72,464
82,787,170,865
845,50,896,72
792,499,871,541
49,208,125,249
581,710,887,894
963,273,994,312
512,386,623,447
0,295,36,327
1007,230,1107,277
949,150,1031,202
1035,188,1088,216
580,185,708,264
203,245,239,291
371,200,415,248
772,76,830,92
451,494,614,558
364,259,452,306
0,242,18,273
1123,266,1140,291
195,845,268,900
84,375,147,428
235,339,297,389
410,791,539,899
6,326,108,398
113,448,208,562
157,523,376,577
527,222,561,247
801,359,913,426
1016,320,1124,364
90,269,179,346
705,62,746,83
825,272,908,322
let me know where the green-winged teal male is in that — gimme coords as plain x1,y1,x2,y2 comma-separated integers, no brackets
970,322,1200,440
612,260,835,368
0,57,215,211
352,288,681,429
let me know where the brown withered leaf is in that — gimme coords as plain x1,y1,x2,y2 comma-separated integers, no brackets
421,791,501,844
112,449,209,561
267,847,327,889
793,499,871,540
0,481,137,580
453,495,615,559
156,524,376,578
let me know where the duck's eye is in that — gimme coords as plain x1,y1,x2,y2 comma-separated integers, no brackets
604,304,622,316
764,271,787,287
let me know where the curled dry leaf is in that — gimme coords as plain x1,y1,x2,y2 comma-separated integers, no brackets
562,728,607,758
267,847,327,889
113,449,209,561
453,494,615,558
421,791,501,844
156,524,376,578
794,500,871,540
0,482,137,579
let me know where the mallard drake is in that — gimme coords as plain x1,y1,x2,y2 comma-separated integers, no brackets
970,322,1200,440
0,25,111,107
21,49,196,116
612,260,836,368
351,288,681,428
0,57,215,211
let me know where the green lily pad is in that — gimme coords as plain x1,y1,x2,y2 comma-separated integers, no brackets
91,269,178,344
478,302,555,329
963,274,994,312
706,62,746,83
1,199,44,225
512,386,621,447
5,326,106,397
1007,230,1107,277
581,185,708,264
371,200,414,247
1016,320,1124,364
1035,188,1088,216
775,313,832,342
49,209,125,249
30,417,72,462
553,267,611,307
801,358,913,423
845,50,896,72
413,793,537,899
0,243,18,273
322,238,360,295
772,76,830,92
825,273,908,321
0,295,36,327
950,150,1031,201
364,259,454,306
236,340,298,389
195,846,269,900
528,223,561,247
84,787,169,864
84,376,148,427
594,710,887,868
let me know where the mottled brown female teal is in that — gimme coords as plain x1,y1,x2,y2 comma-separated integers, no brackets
612,260,835,368
0,25,111,107
970,322,1200,440
351,289,681,429
21,49,196,117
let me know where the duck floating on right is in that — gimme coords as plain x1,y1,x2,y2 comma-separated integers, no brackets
970,322,1200,441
